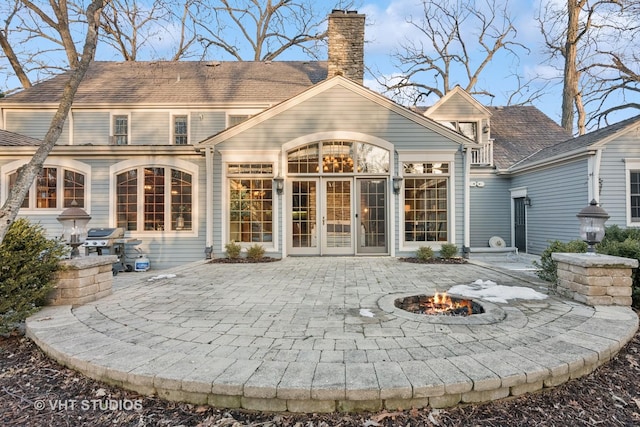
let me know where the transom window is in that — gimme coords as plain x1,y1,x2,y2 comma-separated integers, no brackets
116,167,193,231
8,167,85,209
287,141,389,174
227,163,273,243
441,121,478,142
174,116,188,145
403,162,450,243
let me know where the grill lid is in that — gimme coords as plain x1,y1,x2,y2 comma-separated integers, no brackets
87,227,125,239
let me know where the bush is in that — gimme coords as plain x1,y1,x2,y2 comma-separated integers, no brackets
533,239,587,283
0,219,66,334
246,244,266,260
225,241,242,259
439,243,458,259
416,246,434,261
598,226,640,308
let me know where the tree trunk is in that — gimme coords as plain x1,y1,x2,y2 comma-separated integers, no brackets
0,0,104,244
561,0,581,135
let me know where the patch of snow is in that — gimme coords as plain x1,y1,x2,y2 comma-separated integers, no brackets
448,279,547,304
359,308,375,317
147,274,177,282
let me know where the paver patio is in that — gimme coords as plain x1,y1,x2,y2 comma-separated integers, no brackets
26,257,639,412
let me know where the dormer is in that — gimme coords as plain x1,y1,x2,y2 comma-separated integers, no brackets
424,86,493,166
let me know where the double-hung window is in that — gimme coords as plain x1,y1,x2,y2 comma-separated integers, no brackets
403,162,450,243
174,116,188,145
630,170,640,223
113,115,128,145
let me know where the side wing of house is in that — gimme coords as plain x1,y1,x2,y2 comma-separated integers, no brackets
201,77,470,259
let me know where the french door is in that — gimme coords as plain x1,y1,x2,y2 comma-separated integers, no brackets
288,177,387,255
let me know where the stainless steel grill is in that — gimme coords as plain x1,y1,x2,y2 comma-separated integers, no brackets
83,227,125,255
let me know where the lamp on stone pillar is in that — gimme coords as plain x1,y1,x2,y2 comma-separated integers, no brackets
57,201,91,258
576,199,609,255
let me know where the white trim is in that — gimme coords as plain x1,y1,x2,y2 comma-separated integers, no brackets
205,147,214,250
1,158,92,214
219,151,281,252
588,149,603,202
624,159,640,227
397,153,457,253
109,157,200,237
463,147,471,251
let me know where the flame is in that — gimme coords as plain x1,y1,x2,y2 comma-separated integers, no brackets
421,292,473,315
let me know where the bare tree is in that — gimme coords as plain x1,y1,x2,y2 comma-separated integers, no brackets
538,0,634,135
378,0,528,106
0,0,104,243
194,0,346,61
99,0,199,61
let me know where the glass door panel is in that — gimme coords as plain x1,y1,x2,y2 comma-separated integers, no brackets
289,180,319,254
323,179,353,254
357,179,387,254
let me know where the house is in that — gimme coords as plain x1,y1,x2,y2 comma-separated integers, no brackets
1,10,638,269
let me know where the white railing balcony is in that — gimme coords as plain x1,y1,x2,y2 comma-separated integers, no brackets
470,140,493,166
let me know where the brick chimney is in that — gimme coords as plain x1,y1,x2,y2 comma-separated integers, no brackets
327,10,365,84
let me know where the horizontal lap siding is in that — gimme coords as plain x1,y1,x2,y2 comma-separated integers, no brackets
191,112,226,144
6,111,69,144
469,174,512,247
132,112,169,145
215,86,460,151
512,160,588,254
598,133,640,227
73,112,109,145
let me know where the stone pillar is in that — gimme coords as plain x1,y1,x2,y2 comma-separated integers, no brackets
552,253,638,306
47,256,118,306
327,10,365,83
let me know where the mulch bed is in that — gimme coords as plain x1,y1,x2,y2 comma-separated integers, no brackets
2,312,640,426
208,257,281,264
400,257,468,264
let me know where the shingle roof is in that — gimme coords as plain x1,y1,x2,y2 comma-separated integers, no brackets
1,61,328,105
0,129,41,146
487,106,572,169
512,114,640,168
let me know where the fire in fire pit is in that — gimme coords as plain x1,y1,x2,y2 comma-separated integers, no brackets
394,293,484,316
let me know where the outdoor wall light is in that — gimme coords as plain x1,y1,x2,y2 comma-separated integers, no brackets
392,176,403,195
576,199,609,254
56,201,91,258
273,175,284,195
524,196,532,207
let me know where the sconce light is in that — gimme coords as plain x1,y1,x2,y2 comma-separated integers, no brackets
483,124,490,134
524,196,532,207
273,175,284,195
576,199,609,254
56,201,91,258
392,176,403,195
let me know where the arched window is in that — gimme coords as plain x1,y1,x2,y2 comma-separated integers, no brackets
287,141,389,174
116,167,193,231
7,167,86,210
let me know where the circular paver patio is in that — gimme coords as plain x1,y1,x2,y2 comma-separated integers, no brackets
26,257,638,412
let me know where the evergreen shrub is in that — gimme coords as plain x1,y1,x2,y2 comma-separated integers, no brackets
246,244,265,260
416,246,434,261
439,243,458,259
225,241,242,259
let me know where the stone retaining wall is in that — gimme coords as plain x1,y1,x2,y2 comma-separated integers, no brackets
47,256,118,306
552,253,638,306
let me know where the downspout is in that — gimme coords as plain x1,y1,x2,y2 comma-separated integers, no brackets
589,149,603,203
205,147,214,258
462,145,471,257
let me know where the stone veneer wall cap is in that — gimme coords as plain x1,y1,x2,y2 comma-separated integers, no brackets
60,255,119,270
551,252,639,268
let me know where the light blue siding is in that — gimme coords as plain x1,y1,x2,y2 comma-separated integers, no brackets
131,112,169,144
73,112,110,145
469,174,512,247
191,112,226,143
6,111,70,144
512,160,589,254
